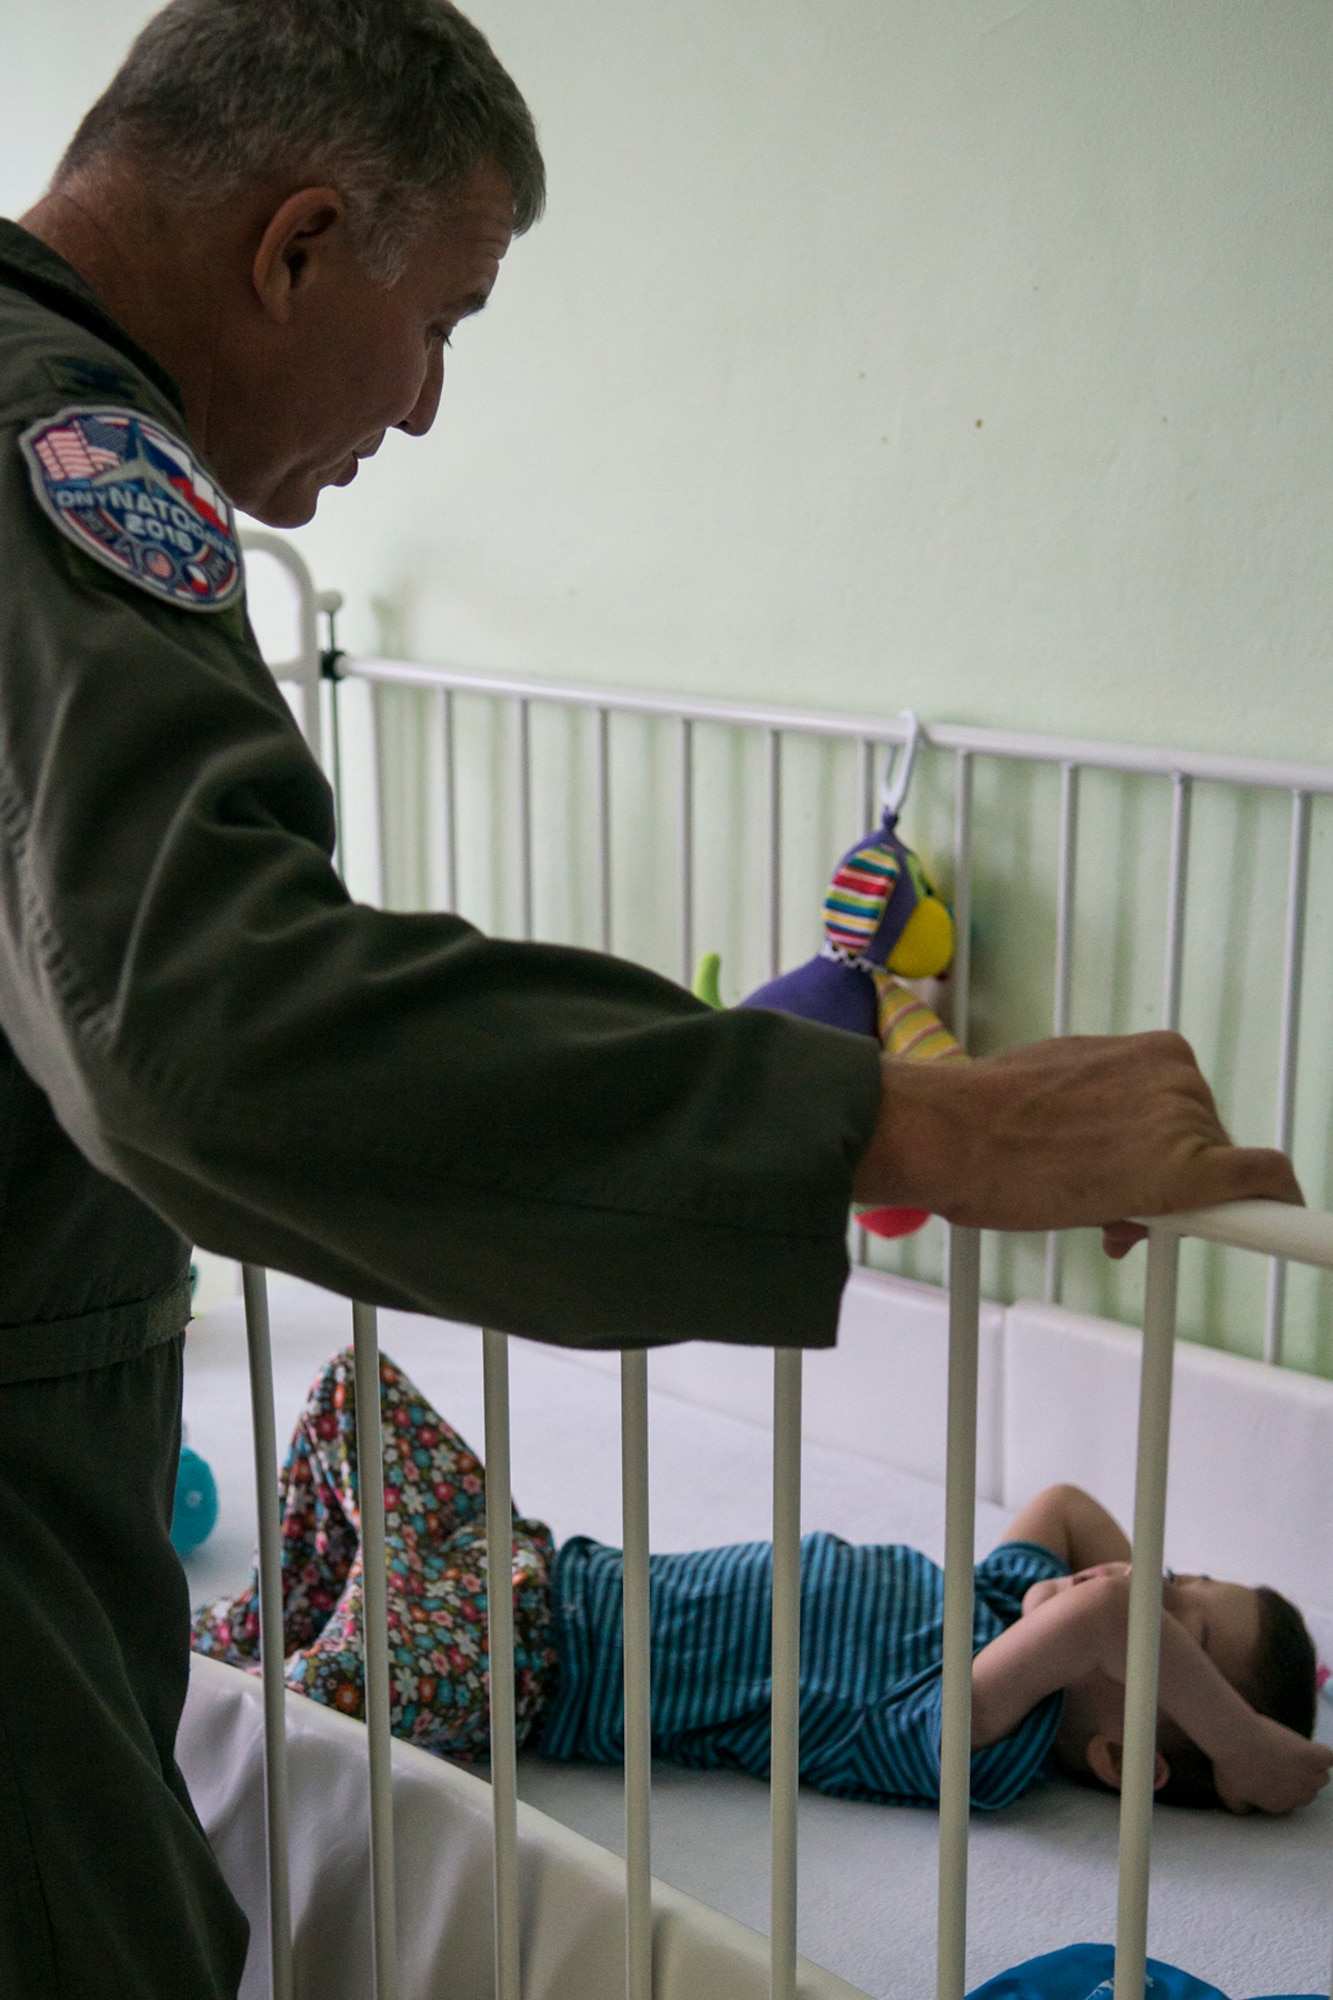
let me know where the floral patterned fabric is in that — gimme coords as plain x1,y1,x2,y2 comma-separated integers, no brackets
191,1350,558,1763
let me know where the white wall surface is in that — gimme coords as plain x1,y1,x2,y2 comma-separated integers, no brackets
4,2,1332,761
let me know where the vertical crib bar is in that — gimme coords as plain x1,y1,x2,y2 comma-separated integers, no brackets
294,563,323,768
679,717,695,986
1051,763,1080,1038
329,668,347,882
951,753,974,1047
439,688,458,913
1162,774,1192,1032
856,730,880,1285
597,707,613,953
854,739,874,1273
621,1351,653,2000
241,1266,294,2000
1045,763,1080,1303
1264,789,1311,1364
484,1329,521,2000
770,1347,803,2000
859,737,877,830
516,697,534,940
1113,1226,1181,2000
856,735,875,1278
352,1302,399,2000
936,1225,982,2000
365,686,387,910
767,729,783,979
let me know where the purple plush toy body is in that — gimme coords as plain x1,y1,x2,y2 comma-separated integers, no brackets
738,807,963,1238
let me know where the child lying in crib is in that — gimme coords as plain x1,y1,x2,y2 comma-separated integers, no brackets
191,1351,1331,1817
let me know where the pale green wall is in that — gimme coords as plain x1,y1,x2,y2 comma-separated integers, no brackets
9,2,1331,759
5,2,1333,1364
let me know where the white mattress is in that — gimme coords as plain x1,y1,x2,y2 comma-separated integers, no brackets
181,1280,1333,1999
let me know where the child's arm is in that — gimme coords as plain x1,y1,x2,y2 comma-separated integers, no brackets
970,1571,1126,1746
969,1572,1332,1812
1000,1484,1131,1569
1208,1711,1333,1815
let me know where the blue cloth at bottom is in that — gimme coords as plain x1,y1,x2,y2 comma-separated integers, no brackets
967,1943,1318,2000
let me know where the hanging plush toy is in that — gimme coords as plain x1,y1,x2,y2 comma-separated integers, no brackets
696,714,967,1240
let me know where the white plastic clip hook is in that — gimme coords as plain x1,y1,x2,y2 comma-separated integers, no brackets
881,708,923,822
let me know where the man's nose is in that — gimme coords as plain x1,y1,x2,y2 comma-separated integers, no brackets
397,347,445,438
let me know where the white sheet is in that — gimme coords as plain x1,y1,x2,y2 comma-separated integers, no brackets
180,1280,1333,1999
180,1654,868,2000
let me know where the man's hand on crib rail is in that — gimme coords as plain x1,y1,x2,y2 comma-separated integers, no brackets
851,1030,1303,1251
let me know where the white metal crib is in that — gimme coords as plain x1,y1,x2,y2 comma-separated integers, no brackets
225,532,1333,2000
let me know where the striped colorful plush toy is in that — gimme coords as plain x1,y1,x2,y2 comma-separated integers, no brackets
696,808,966,1240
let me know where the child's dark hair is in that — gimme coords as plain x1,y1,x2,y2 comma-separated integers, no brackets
1157,1585,1318,1810
1066,1585,1318,1810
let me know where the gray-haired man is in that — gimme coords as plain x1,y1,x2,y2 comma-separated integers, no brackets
0,1,1298,1991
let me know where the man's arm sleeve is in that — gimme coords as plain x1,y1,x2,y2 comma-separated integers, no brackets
0,485,882,1350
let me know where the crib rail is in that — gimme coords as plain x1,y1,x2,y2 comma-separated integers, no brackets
243,530,1333,1370
354,660,1328,1356
237,1196,1333,2000
340,655,1331,1353
231,537,1333,1999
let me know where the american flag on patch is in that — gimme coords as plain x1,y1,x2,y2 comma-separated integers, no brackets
34,423,120,482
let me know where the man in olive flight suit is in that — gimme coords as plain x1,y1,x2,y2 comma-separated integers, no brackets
0,2,1299,1994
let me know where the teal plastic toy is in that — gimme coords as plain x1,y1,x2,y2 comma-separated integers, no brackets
171,1444,219,1555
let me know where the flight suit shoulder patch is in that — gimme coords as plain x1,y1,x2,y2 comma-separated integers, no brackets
18,403,243,614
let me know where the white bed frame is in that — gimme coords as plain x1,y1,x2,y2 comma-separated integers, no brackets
209,533,1333,2000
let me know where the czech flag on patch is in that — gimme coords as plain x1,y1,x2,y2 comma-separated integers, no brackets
19,404,243,612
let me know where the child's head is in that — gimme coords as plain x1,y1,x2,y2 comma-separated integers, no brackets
1052,1568,1318,1808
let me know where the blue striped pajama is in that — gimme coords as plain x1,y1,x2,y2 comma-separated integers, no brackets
541,1536,1069,1810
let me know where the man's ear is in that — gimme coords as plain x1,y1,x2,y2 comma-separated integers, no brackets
1087,1735,1170,1794
252,187,348,323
